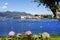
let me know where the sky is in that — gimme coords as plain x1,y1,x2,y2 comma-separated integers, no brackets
0,0,53,15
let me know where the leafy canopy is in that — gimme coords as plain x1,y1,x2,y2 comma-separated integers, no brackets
34,0,60,10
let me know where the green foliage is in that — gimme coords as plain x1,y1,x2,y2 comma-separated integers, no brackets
34,0,60,9
13,16,21,19
34,0,60,18
34,14,39,16
0,34,60,40
40,15,52,19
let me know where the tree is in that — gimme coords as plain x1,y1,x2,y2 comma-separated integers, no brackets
34,14,39,16
34,0,60,18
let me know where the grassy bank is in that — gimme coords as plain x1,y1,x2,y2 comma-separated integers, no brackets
0,34,60,40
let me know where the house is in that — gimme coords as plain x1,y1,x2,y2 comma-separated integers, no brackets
21,15,44,19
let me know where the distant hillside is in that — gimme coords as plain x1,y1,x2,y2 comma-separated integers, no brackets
0,11,32,17
0,12,5,17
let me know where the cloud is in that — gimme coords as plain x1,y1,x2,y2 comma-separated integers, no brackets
4,2,8,5
2,2,8,9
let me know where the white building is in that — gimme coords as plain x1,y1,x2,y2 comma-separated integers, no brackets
21,15,43,19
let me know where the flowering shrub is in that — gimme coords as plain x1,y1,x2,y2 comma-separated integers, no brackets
33,35,38,38
7,31,51,40
16,33,21,37
25,30,32,35
42,32,50,38
24,30,34,40
9,31,15,36
41,32,50,40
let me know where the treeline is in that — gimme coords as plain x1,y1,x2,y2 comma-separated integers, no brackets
34,14,53,19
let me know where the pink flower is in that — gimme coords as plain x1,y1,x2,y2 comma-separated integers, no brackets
9,31,15,36
25,30,32,35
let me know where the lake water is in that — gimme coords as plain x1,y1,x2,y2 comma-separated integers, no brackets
0,18,60,36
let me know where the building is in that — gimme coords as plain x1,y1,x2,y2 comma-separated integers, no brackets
21,15,44,19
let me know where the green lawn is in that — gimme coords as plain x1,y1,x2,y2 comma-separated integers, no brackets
0,35,60,40
0,37,60,40
50,35,60,40
50,37,60,40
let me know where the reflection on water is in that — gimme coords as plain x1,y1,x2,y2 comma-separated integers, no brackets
0,18,60,36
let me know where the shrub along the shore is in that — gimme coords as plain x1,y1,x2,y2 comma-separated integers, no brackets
0,31,60,40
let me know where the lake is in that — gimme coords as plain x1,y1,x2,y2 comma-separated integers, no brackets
0,18,60,36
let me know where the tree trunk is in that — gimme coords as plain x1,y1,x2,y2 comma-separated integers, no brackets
51,9,58,19
53,11,57,19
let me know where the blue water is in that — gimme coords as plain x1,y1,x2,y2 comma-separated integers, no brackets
0,18,60,36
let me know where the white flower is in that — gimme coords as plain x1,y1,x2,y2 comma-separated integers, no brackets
33,35,38,38
42,32,50,38
17,33,21,37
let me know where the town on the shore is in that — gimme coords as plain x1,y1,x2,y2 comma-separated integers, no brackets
0,11,60,19
0,14,60,19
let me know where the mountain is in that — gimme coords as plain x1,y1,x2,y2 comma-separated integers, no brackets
0,11,32,17
0,12,5,17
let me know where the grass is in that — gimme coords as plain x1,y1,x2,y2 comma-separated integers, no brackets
0,34,60,40
50,34,60,40
51,38,60,40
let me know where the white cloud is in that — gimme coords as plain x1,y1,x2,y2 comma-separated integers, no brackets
2,2,8,9
2,5,8,9
4,3,8,5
